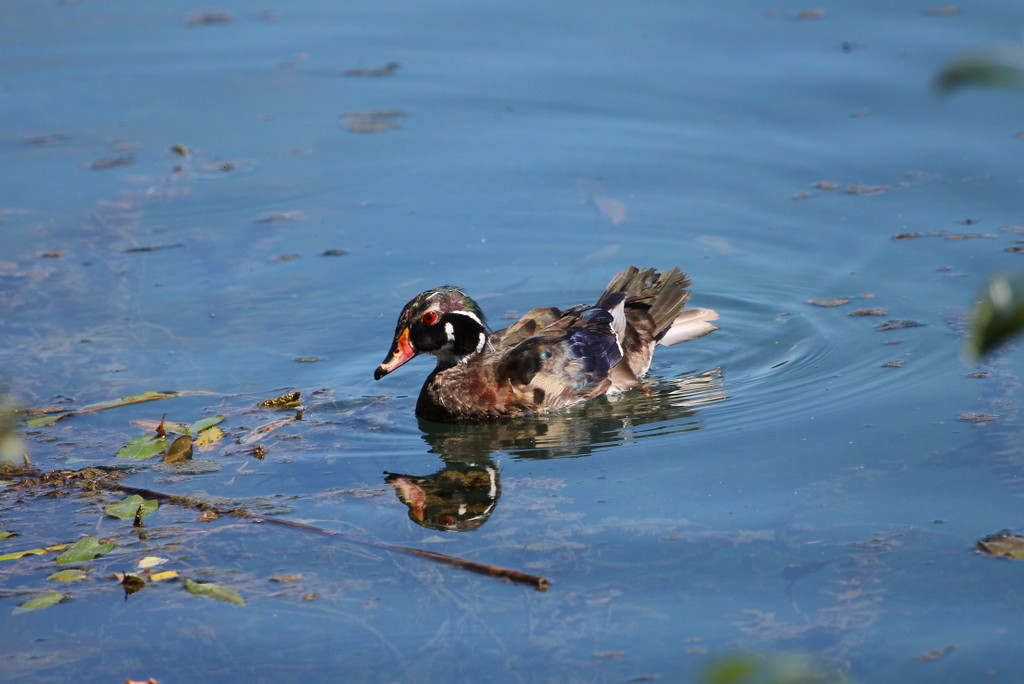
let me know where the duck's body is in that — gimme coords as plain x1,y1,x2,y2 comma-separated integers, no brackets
374,267,718,422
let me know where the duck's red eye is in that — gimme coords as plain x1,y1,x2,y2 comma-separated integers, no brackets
420,310,439,325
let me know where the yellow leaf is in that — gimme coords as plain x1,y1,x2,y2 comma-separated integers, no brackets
194,425,224,448
150,570,179,581
0,543,71,562
137,556,168,569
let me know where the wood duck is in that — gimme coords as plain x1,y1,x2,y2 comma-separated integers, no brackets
374,266,719,422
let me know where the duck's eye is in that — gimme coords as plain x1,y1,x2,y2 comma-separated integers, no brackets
420,310,439,325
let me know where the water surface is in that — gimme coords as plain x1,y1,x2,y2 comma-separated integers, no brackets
3,1,1024,682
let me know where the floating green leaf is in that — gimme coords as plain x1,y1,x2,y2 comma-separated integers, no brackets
190,415,225,433
0,542,71,562
25,413,67,428
55,536,114,565
163,435,193,463
966,272,1024,361
13,593,66,614
0,530,16,540
185,578,245,605
48,569,88,582
936,44,1024,94
26,391,181,428
104,495,159,520
116,435,170,459
78,391,180,414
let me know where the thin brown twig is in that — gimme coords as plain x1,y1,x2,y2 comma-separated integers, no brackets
112,483,549,592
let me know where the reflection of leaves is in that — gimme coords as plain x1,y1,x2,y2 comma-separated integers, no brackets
184,578,245,605
976,530,1024,558
13,593,66,614
966,273,1024,361
116,435,170,459
56,536,114,564
105,495,159,520
937,44,1024,94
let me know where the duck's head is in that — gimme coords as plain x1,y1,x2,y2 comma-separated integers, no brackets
374,286,490,380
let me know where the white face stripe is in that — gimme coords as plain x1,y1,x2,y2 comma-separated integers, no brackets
450,309,483,327
444,321,455,342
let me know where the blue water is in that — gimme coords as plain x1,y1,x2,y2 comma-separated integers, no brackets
3,1,1024,682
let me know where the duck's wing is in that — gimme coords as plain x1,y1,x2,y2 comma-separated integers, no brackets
493,301,625,411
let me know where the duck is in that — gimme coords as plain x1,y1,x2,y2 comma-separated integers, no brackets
373,266,718,422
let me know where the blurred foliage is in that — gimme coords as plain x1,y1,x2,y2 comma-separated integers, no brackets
936,43,1024,93
0,390,25,464
699,652,852,684
936,37,1024,360
966,273,1024,361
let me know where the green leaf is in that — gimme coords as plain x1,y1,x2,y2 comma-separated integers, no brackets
936,45,1024,94
966,272,1024,361
162,435,193,463
104,495,159,520
26,391,180,428
48,569,88,582
190,415,225,434
184,578,245,605
78,391,180,413
25,413,68,428
13,593,66,614
55,536,114,565
0,530,16,540
116,435,170,459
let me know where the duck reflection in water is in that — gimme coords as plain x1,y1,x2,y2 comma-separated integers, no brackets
384,368,725,531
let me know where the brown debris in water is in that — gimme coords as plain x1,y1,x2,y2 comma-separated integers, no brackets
342,62,400,77
807,297,850,308
341,110,407,133
186,10,232,26
875,319,926,331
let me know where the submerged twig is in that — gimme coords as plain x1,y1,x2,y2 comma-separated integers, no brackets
110,483,549,592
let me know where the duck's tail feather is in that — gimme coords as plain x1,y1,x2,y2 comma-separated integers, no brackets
657,307,719,346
